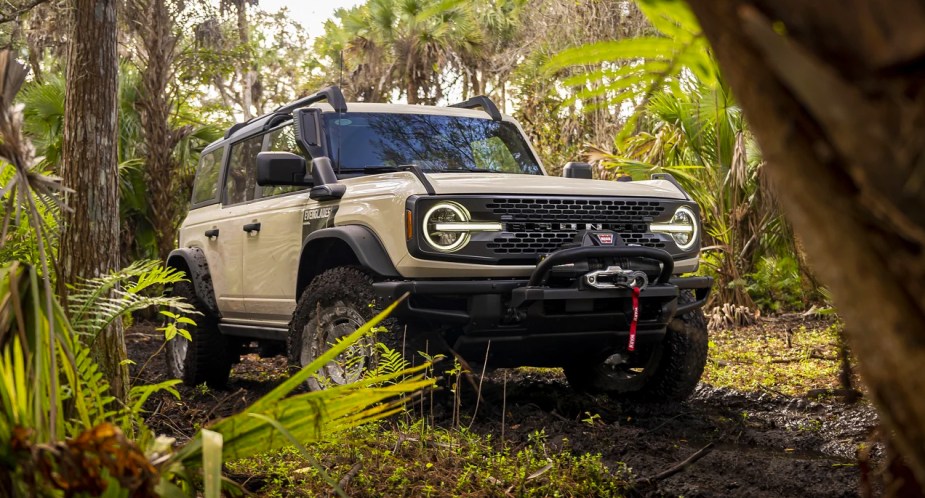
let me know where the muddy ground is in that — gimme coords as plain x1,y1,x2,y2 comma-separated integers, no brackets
127,321,882,497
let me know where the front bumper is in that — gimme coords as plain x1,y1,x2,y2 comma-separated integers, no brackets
374,246,712,367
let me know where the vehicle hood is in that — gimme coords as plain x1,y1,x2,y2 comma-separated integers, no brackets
424,173,688,199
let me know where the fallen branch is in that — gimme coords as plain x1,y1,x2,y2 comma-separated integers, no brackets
637,443,715,487
333,462,362,495
809,351,837,361
0,0,49,24
202,388,246,421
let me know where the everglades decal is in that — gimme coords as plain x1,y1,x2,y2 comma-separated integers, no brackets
304,206,334,221
302,205,338,241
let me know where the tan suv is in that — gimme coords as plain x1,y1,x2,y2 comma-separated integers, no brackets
166,86,713,400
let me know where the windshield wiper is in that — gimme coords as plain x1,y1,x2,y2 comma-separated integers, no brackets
342,165,403,173
433,167,503,173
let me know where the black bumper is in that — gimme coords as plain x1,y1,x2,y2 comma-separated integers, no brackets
373,246,712,367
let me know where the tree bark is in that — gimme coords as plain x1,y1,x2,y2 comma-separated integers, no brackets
128,0,186,262
686,0,925,485
235,2,255,119
60,0,127,400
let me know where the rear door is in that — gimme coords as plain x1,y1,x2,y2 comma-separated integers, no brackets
206,133,264,320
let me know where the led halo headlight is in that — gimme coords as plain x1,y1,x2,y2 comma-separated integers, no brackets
422,202,472,253
651,205,699,251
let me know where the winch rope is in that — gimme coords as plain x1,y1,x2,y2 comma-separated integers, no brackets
628,286,640,352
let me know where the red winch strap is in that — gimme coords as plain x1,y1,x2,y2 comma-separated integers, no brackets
628,286,640,352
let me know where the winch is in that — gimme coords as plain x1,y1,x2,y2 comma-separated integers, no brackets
583,265,649,290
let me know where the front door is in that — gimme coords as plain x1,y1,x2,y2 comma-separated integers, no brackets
241,123,314,325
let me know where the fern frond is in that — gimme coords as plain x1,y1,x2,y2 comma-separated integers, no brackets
368,343,410,381
67,260,195,341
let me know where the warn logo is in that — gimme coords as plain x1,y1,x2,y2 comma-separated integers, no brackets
596,233,615,245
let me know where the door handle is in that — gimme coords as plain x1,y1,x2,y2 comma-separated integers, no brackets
205,228,219,239
243,222,261,233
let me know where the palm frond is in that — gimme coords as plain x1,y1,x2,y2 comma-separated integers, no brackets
171,296,434,466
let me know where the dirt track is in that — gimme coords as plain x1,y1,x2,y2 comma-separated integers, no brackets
127,323,880,497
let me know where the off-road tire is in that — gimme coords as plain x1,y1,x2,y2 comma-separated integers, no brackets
288,266,395,390
165,280,233,387
564,290,708,401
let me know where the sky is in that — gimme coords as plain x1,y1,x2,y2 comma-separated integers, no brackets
257,0,366,39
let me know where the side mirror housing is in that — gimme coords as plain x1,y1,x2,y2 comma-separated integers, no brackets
562,162,593,179
256,151,311,186
309,156,346,200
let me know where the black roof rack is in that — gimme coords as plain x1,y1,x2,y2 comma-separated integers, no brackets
449,95,502,121
275,85,347,115
224,86,348,139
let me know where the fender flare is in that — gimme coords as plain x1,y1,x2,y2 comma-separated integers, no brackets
166,247,220,316
297,226,400,294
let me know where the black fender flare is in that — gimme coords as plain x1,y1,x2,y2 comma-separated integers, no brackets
297,226,400,295
166,247,220,316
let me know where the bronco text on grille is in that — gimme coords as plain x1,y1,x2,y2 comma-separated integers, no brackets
485,197,668,255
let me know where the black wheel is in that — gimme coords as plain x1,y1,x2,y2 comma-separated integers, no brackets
288,267,385,391
165,280,233,387
564,290,708,401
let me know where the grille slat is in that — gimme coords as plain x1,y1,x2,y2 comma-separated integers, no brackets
485,197,667,255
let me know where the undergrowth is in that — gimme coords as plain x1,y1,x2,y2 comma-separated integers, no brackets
703,319,849,396
225,421,631,497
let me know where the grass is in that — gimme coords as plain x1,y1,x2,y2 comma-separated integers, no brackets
702,317,851,396
222,314,853,496
225,421,631,497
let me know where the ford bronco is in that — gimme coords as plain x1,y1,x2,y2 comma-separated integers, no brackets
165,86,712,400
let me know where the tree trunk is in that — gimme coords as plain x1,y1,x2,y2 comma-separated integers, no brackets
129,0,183,262
235,2,255,120
407,75,418,105
60,0,127,400
686,0,925,485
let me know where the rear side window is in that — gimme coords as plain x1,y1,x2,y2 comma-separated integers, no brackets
191,147,224,205
260,124,308,198
224,134,263,205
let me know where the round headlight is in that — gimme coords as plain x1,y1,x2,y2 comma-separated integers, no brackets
669,206,698,250
423,202,471,252
651,206,699,250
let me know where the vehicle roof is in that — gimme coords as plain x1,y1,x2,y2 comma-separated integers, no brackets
204,101,516,152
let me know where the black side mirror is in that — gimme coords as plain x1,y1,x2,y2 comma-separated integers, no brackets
256,152,311,186
309,156,346,200
562,162,593,179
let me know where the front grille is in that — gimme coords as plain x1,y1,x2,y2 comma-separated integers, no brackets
486,197,666,220
484,197,667,255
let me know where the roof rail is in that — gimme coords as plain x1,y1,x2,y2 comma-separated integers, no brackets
449,95,502,121
275,85,347,115
224,86,348,139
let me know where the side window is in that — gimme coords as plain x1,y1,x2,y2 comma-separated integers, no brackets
224,134,263,205
191,147,224,205
260,124,309,198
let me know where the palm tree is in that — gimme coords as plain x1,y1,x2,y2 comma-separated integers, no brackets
591,82,788,307
545,0,797,308
327,0,481,104
18,65,222,263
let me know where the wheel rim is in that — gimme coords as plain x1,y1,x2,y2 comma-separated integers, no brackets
301,304,373,388
168,335,189,377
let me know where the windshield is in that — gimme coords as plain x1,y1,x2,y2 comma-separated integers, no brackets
324,112,543,175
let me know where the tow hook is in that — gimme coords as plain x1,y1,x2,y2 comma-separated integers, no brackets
583,266,649,290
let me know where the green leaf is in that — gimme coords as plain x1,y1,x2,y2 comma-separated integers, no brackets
202,429,223,498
